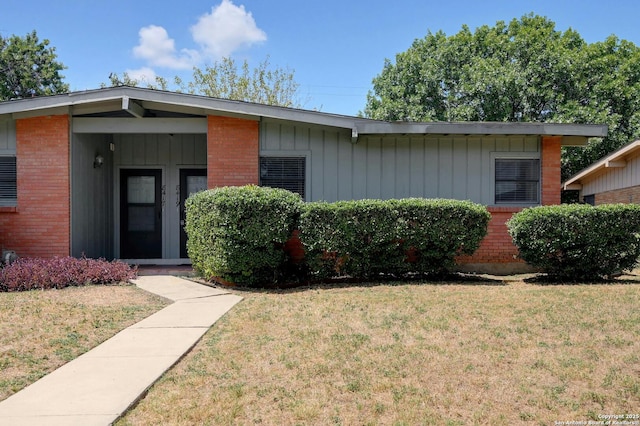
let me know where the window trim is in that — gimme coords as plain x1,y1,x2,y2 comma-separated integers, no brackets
0,155,17,207
259,151,310,201
490,152,541,206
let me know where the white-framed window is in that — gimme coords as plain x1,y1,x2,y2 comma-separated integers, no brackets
259,156,307,200
0,156,17,206
492,155,540,205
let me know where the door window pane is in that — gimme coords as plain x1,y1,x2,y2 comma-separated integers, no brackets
187,176,207,196
127,176,155,204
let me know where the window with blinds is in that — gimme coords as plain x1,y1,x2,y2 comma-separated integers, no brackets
495,158,540,204
0,156,17,204
259,157,306,199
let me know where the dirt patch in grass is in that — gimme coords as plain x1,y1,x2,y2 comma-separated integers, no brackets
0,284,169,401
118,277,640,425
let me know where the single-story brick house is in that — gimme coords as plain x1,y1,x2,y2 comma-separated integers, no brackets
0,87,607,272
563,139,640,205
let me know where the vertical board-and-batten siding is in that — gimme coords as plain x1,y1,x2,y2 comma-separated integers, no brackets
0,119,16,154
582,151,640,196
260,120,540,204
71,134,114,259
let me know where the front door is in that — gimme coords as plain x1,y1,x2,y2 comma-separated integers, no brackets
120,169,162,259
180,169,207,258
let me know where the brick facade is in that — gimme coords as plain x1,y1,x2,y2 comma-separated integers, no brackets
0,115,70,257
207,115,259,188
594,184,640,205
456,206,524,268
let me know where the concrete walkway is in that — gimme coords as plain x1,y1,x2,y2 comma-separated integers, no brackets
0,276,242,426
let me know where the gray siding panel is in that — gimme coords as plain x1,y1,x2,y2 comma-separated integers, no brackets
259,120,540,204
0,119,16,154
71,134,114,259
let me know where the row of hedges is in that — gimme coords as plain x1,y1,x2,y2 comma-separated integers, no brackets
508,203,640,280
186,186,490,287
300,198,490,280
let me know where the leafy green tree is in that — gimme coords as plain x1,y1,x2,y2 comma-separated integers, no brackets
186,57,301,107
364,14,640,182
107,56,302,108
0,30,68,100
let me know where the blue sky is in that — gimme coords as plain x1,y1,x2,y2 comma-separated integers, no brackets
3,0,640,116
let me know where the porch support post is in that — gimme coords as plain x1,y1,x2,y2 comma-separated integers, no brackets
541,135,562,206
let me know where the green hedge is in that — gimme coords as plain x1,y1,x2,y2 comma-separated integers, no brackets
298,198,490,280
507,204,640,280
185,185,302,286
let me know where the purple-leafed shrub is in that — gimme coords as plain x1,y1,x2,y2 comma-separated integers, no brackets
0,257,137,292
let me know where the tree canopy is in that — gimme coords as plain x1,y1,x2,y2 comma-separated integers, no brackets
364,14,640,180
108,56,303,109
0,30,69,101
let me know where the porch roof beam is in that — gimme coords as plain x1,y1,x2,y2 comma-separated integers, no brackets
72,117,207,133
122,96,145,118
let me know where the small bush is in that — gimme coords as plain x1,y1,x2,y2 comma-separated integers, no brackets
299,198,490,280
507,203,640,280
0,257,137,292
185,185,303,287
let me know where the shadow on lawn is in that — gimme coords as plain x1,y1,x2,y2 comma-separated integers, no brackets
189,269,640,292
204,272,510,294
523,270,640,286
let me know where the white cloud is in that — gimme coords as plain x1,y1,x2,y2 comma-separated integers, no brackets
125,67,157,84
190,0,267,59
130,1,266,73
133,25,199,69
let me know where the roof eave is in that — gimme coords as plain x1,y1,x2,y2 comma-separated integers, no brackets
0,87,609,139
563,139,640,189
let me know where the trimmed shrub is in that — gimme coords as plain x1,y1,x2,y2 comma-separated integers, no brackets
185,185,303,287
507,204,640,280
0,257,137,292
299,198,490,280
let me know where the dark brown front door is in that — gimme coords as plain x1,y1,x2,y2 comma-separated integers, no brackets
120,169,162,259
180,169,207,258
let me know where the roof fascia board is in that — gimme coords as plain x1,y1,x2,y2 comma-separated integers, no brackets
357,121,608,138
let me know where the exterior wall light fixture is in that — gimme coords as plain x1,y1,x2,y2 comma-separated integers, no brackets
94,154,104,168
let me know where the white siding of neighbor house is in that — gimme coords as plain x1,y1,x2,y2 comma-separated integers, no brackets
260,119,540,205
581,151,640,196
0,119,16,154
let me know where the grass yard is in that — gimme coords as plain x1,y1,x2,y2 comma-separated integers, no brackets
117,276,640,425
0,284,169,401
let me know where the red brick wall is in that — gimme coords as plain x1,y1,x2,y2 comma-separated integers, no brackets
594,184,640,205
541,136,562,205
207,115,259,188
456,206,524,266
0,115,70,257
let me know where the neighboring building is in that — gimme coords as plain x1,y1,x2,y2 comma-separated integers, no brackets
0,87,607,272
563,140,640,205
